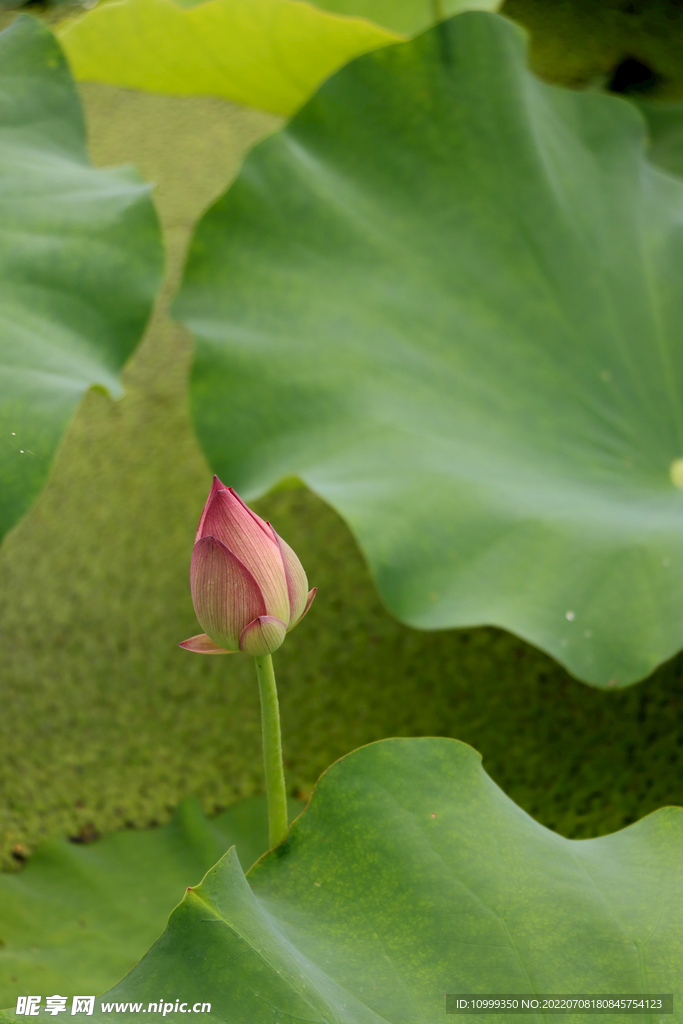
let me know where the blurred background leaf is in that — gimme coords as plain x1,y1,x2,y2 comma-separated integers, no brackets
0,15,162,542
504,0,683,101
57,0,399,115
0,796,302,1007
315,0,502,35
637,100,683,179
55,0,510,115
176,12,683,688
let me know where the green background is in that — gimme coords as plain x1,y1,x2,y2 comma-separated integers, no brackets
1,1,683,872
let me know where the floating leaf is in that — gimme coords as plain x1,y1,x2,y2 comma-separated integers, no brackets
0,797,301,1007
0,16,162,542
11,738,679,1022
57,0,397,116
176,12,683,688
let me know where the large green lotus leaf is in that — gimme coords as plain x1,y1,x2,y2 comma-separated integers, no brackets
0,16,162,542
9,738,679,1022
0,796,301,1007
176,12,683,688
57,0,397,116
314,0,500,35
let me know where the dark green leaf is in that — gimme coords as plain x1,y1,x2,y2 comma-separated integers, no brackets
18,738,680,1022
176,12,683,687
0,16,162,540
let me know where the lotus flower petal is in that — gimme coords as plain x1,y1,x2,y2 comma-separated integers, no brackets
272,527,309,628
298,587,317,626
190,535,266,650
194,475,225,544
185,478,316,655
286,586,317,632
238,615,287,656
178,633,236,654
200,482,290,624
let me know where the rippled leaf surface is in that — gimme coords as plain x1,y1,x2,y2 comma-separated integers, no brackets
176,13,683,687
0,16,162,542
8,738,678,1022
58,0,397,115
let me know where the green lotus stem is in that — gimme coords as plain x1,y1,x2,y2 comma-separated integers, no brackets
430,0,445,20
254,654,288,848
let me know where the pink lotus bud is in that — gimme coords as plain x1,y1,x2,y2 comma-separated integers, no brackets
180,477,316,656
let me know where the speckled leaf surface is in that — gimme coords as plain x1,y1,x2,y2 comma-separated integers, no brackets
176,12,683,688
0,797,301,1007
6,738,678,1023
0,16,162,542
57,0,397,115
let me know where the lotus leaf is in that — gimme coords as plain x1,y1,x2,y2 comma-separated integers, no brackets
638,100,683,179
57,0,398,116
0,797,301,1007
311,0,501,35
0,16,162,542
6,738,677,1022
176,13,683,687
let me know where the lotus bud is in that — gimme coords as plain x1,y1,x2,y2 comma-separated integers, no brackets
180,477,316,656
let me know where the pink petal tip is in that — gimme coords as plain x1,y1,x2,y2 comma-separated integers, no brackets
179,633,236,654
